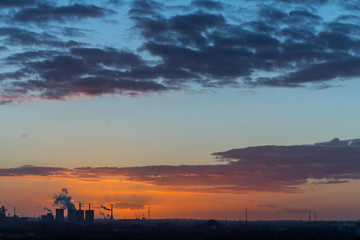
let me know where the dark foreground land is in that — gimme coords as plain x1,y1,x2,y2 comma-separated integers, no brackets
0,219,359,240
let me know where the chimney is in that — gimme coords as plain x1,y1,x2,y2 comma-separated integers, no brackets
89,203,91,211
245,208,248,223
110,204,114,220
79,203,81,211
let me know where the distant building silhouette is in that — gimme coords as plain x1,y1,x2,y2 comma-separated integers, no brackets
67,203,85,224
67,209,77,223
0,206,6,218
110,204,114,220
76,209,84,223
77,203,84,223
55,209,64,222
356,223,360,237
85,204,94,224
41,213,54,222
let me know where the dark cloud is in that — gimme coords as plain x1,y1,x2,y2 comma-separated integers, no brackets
70,47,143,68
340,0,360,11
335,15,360,23
0,100,13,105
0,70,29,81
12,3,116,23
61,27,87,37
212,138,360,186
2,0,360,103
289,10,321,21
144,42,252,80
107,0,123,6
1,47,168,102
259,57,360,86
258,5,287,22
0,139,360,193
190,0,223,10
252,0,328,6
0,27,83,48
129,3,360,90
129,0,163,16
6,50,60,62
0,0,35,8
0,165,69,177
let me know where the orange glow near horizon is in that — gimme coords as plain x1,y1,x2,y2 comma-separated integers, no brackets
1,175,360,220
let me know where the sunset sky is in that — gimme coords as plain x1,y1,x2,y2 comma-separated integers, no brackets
1,0,360,220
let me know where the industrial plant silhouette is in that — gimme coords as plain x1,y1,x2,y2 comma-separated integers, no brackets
1,189,359,239
1,202,360,240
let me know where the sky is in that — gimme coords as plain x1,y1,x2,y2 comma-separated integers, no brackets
0,0,360,220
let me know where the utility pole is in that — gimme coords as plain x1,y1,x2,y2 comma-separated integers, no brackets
245,208,248,223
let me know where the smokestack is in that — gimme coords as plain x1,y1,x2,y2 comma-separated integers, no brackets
85,204,94,224
79,203,81,211
110,204,114,220
148,206,150,220
245,208,248,223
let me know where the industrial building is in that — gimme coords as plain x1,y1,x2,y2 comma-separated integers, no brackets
55,203,94,224
85,204,94,223
55,209,64,222
67,203,84,224
41,213,54,222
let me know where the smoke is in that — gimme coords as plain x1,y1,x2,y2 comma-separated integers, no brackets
43,207,52,213
99,211,105,218
53,188,76,210
101,205,111,211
